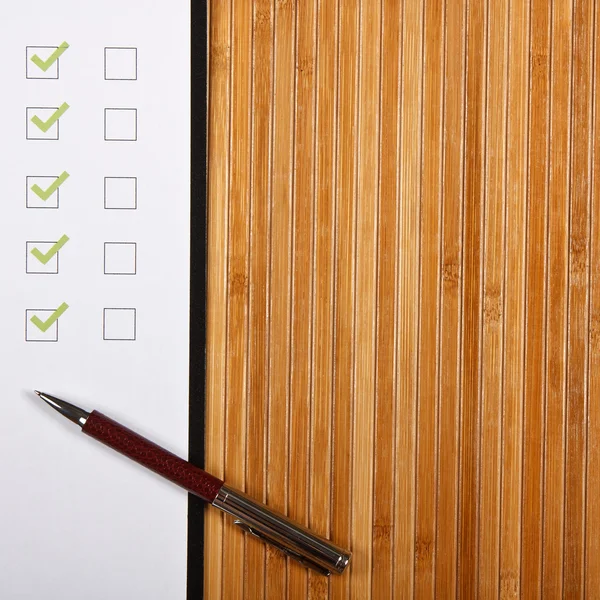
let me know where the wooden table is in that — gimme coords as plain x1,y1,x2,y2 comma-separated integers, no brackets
204,1,600,597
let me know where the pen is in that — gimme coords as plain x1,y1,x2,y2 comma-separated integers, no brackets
33,391,351,576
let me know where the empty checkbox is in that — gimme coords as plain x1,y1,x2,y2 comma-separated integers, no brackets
104,242,137,275
104,177,137,209
104,108,137,141
104,47,137,80
103,308,136,341
26,309,59,342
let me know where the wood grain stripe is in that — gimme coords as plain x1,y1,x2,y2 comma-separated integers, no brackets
542,0,572,595
479,0,508,594
499,0,529,596
371,0,401,598
394,2,423,598
307,2,338,598
350,1,381,597
222,1,253,597
585,1,600,593
244,3,273,597
204,1,231,597
287,0,316,597
330,3,358,600
435,0,466,595
564,0,594,595
521,0,551,594
414,0,443,596
268,1,295,599
458,0,487,594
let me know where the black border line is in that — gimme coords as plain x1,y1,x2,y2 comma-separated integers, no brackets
187,1,208,599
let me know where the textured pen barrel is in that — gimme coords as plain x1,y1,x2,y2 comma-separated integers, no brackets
82,411,224,502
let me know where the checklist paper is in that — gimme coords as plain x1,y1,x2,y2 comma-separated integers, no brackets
0,2,191,599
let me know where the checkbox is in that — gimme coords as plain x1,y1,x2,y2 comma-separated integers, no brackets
26,309,59,342
104,242,137,275
104,47,137,80
26,242,59,274
26,46,60,79
27,107,62,140
26,176,62,208
104,177,137,210
103,308,136,341
104,108,137,141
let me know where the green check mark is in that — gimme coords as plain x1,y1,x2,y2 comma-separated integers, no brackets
30,235,70,265
31,103,70,133
31,171,70,201
30,302,69,333
30,42,69,72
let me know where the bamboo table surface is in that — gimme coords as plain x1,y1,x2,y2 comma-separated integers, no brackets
203,0,600,598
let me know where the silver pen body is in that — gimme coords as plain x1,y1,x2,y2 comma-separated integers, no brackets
213,485,351,576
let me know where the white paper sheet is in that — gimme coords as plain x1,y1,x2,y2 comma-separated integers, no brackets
0,2,191,598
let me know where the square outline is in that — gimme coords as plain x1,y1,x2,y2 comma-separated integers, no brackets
26,45,60,79
26,175,61,209
103,308,137,341
26,241,60,274
104,108,137,142
104,242,137,275
26,107,60,140
104,176,137,210
104,47,138,81
25,309,59,342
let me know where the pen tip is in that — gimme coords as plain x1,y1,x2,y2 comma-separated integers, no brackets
33,391,90,427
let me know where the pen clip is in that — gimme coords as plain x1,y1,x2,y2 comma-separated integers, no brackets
234,519,331,576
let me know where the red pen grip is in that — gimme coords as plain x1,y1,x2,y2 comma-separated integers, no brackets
82,411,224,503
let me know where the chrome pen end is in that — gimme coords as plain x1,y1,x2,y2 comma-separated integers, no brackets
213,485,351,576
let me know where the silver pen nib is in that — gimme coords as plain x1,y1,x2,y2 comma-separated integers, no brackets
34,391,90,427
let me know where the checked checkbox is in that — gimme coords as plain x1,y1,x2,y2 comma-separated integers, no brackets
27,103,69,140
26,235,69,274
26,303,69,342
27,172,69,208
26,42,69,79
